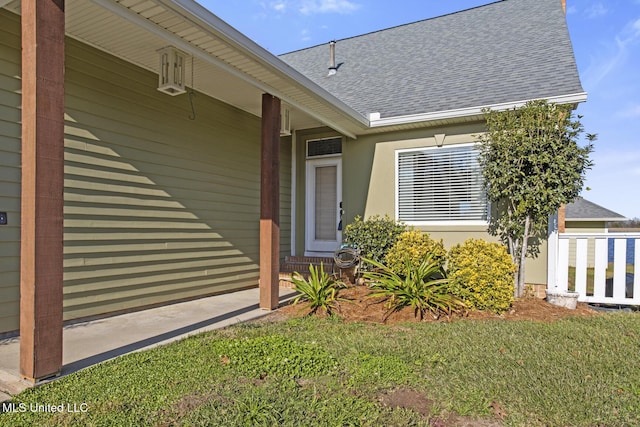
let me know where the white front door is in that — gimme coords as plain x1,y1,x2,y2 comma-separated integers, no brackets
305,157,342,255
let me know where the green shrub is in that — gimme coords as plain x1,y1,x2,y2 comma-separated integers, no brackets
447,239,516,313
384,230,446,274
288,263,345,315
343,215,408,271
363,255,464,320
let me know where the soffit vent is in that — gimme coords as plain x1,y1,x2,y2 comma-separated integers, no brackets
307,137,342,158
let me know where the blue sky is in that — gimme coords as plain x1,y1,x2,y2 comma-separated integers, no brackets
203,0,640,219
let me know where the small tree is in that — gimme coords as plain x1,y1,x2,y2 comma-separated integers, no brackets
477,100,595,297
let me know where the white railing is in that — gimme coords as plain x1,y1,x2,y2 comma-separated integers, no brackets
555,233,640,305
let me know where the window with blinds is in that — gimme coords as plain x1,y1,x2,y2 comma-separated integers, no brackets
396,144,488,223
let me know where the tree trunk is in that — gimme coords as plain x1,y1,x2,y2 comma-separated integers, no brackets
516,216,531,298
509,236,519,297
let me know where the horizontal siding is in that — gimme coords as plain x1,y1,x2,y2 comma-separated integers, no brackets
0,10,293,331
62,38,266,320
280,137,292,260
0,11,21,333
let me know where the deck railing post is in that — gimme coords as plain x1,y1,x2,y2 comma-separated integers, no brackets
547,212,559,293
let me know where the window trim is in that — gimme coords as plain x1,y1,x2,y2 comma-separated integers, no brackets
394,142,489,226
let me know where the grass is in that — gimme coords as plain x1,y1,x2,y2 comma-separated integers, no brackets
568,263,635,295
2,314,640,426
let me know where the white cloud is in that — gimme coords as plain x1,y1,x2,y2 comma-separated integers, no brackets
299,0,360,15
271,2,286,12
583,17,640,88
618,104,640,118
585,2,608,18
566,5,578,15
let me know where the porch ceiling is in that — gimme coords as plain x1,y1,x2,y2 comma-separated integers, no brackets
3,0,369,138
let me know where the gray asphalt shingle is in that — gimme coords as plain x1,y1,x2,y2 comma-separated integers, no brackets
280,0,584,119
565,198,627,221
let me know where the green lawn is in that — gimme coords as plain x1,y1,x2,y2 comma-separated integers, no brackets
2,314,640,426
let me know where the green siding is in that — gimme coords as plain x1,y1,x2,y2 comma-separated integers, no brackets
0,11,21,334
62,40,263,320
0,10,291,332
279,136,292,261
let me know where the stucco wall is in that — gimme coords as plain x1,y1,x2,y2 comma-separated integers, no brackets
296,123,548,285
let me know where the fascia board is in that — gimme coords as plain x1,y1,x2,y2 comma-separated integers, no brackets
154,0,369,130
567,217,629,222
369,92,589,128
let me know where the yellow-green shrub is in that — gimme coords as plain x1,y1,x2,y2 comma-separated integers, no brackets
447,239,516,313
384,230,446,274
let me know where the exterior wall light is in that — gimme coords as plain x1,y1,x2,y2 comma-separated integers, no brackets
158,46,187,96
281,105,291,136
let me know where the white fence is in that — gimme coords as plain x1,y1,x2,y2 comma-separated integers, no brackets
556,233,640,305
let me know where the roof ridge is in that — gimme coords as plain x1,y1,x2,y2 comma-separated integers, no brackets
280,0,504,56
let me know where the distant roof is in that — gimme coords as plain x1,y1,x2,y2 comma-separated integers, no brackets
565,198,627,222
280,0,585,120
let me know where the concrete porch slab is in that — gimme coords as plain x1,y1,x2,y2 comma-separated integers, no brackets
0,287,295,399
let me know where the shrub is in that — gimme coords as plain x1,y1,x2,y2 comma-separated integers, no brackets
288,263,345,315
447,239,516,313
363,255,464,321
343,215,408,271
384,230,446,274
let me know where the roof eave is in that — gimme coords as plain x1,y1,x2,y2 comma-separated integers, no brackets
368,92,588,129
153,0,370,134
566,217,629,222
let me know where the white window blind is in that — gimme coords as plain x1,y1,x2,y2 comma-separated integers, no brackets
397,145,487,222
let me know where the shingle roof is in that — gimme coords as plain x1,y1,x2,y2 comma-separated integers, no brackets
565,198,627,222
280,0,585,119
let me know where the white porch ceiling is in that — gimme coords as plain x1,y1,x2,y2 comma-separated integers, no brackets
3,0,369,137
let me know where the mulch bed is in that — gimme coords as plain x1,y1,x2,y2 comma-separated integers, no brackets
274,285,598,324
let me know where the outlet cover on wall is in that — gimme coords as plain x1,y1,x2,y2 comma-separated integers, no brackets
0,212,7,225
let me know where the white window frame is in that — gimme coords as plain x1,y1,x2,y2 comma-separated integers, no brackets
395,143,489,226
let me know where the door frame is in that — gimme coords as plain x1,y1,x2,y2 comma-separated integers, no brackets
305,156,342,256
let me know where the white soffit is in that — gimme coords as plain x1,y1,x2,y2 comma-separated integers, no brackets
79,0,367,137
5,0,367,137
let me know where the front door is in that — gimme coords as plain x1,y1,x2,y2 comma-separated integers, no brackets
305,157,342,255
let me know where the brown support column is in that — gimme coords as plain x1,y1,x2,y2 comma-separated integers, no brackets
259,94,281,310
558,204,566,233
20,0,65,381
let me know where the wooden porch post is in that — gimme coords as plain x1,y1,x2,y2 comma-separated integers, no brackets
20,0,65,381
260,94,281,310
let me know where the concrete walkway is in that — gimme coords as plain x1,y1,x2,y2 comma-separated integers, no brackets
0,287,295,402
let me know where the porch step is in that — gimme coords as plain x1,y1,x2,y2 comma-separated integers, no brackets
279,256,335,288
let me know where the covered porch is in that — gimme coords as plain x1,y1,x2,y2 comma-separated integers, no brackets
2,0,366,381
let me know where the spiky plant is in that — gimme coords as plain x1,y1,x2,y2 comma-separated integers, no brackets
288,263,345,315
363,255,464,321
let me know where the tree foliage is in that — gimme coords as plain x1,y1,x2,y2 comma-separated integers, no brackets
477,100,595,297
